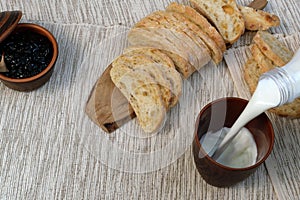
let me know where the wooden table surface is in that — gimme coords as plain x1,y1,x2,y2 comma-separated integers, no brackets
1,0,300,199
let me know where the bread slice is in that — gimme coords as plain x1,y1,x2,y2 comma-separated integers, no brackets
190,0,245,44
124,47,182,107
127,27,196,78
250,44,276,73
253,31,293,66
111,67,166,133
123,46,175,69
167,11,223,64
239,6,280,31
127,27,209,77
126,39,196,79
111,50,172,109
134,11,213,65
166,2,226,52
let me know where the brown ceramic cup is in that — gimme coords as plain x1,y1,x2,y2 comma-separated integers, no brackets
192,97,274,187
0,23,58,91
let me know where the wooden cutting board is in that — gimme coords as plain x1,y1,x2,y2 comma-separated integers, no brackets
85,64,135,133
85,0,267,133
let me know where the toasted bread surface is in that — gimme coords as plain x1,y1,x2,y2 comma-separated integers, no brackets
250,44,276,73
190,0,245,44
253,31,293,66
123,47,182,107
239,5,280,31
111,57,168,133
111,50,173,108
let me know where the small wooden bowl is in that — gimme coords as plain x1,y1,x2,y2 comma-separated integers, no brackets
0,23,58,91
192,97,274,187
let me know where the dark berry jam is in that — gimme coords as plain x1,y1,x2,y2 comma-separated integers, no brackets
0,30,53,79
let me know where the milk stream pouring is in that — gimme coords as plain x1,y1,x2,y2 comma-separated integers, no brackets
213,48,300,159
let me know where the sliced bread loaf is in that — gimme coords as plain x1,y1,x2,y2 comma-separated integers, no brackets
127,27,196,78
133,11,212,65
166,2,226,52
128,27,209,77
167,11,223,64
190,0,245,44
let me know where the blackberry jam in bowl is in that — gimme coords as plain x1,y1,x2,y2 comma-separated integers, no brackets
0,23,58,91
